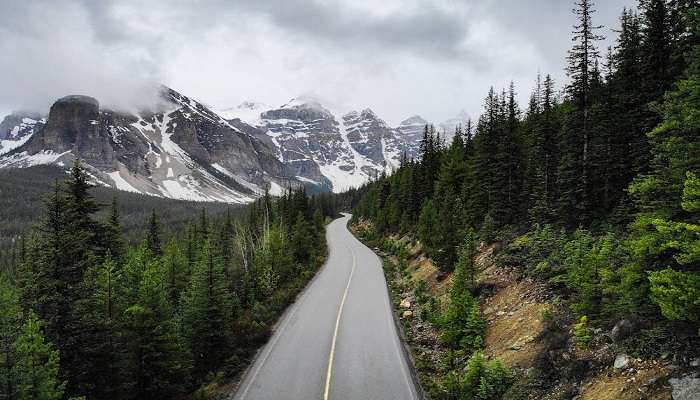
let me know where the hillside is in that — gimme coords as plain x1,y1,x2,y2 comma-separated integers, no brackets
0,165,236,270
353,221,700,399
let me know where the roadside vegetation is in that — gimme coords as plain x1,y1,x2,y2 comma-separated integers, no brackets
348,0,700,398
0,160,339,400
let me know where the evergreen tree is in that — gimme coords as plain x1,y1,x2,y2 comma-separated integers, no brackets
162,238,188,307
105,197,125,262
559,0,605,227
124,260,189,400
144,210,162,256
0,278,22,400
12,314,65,400
182,240,235,375
75,251,127,399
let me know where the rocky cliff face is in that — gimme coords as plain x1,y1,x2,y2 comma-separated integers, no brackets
395,115,428,160
0,88,299,203
0,90,445,200
0,112,45,155
231,99,430,193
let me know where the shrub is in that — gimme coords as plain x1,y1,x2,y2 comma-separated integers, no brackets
573,316,593,349
443,352,513,400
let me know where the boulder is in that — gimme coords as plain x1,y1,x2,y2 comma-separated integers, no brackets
614,354,630,370
611,319,636,342
400,299,411,309
670,373,700,400
402,310,413,318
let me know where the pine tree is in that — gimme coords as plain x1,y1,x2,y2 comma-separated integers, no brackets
162,238,188,307
290,212,314,267
559,0,605,227
105,197,125,262
75,251,127,399
124,260,189,399
12,314,65,400
417,200,439,257
144,210,162,256
440,239,484,352
529,75,560,224
0,278,23,400
626,34,700,323
182,239,235,375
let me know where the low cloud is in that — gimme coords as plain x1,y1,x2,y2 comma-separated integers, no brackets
0,0,636,124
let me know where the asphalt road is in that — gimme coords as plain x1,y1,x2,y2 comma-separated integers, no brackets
231,214,420,400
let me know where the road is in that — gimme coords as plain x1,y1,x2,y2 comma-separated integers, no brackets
231,214,420,400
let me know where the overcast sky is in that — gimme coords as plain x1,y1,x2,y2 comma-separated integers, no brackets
0,0,636,126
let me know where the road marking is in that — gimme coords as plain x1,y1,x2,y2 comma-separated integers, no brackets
323,248,356,400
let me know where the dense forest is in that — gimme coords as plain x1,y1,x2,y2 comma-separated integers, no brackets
0,160,339,400
349,0,700,397
0,165,241,272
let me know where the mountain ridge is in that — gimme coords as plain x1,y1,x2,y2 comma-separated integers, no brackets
0,88,463,201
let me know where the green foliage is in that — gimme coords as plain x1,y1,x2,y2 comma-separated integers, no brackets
1,161,336,399
440,232,484,353
573,315,593,348
442,352,513,400
12,314,65,400
183,239,236,375
418,200,439,256
0,277,23,400
649,268,700,322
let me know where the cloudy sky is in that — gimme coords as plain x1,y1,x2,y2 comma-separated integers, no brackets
0,0,636,125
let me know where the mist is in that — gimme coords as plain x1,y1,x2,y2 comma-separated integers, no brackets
0,0,636,124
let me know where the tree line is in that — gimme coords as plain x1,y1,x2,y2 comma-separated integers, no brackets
349,0,700,346
0,160,338,400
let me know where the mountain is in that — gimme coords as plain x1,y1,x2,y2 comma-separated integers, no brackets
0,112,45,156
395,115,428,160
0,87,301,203
438,110,471,143
222,99,430,193
0,90,433,200
217,101,269,125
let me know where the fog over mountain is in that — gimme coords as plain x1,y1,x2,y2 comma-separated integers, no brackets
0,0,634,125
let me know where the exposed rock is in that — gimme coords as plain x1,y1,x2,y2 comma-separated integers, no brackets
669,373,700,400
1,87,295,202
614,354,631,370
610,319,636,342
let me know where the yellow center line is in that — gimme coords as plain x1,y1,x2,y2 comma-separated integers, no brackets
323,248,356,400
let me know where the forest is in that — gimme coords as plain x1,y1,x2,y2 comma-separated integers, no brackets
348,0,700,397
0,160,339,400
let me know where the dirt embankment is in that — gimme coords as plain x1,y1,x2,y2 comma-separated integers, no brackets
353,220,686,400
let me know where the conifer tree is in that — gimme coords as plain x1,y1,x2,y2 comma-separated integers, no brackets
182,239,235,375
0,278,22,400
558,0,604,226
145,210,162,256
12,314,65,400
124,260,189,399
162,238,188,307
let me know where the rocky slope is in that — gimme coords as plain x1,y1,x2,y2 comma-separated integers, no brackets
221,99,446,193
0,87,297,203
352,222,700,400
1,90,457,200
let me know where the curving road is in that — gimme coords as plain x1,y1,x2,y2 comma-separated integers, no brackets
230,214,420,400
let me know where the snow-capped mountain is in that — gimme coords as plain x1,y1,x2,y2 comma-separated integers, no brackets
0,113,45,156
438,110,471,143
221,98,428,193
217,101,270,125
395,115,428,160
0,87,299,203
0,89,438,201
